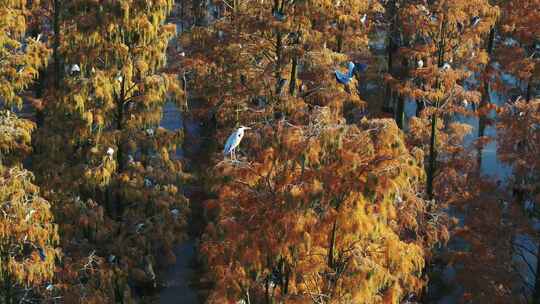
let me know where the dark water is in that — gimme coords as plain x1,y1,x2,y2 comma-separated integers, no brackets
158,241,198,304
159,102,200,304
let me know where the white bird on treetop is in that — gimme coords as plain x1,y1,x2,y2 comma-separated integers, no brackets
70,64,80,74
417,59,424,68
223,126,251,160
107,147,114,156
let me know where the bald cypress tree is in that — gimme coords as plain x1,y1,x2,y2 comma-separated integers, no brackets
32,0,189,300
387,0,499,199
0,3,58,302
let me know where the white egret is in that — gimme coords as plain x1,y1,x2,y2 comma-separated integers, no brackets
360,14,367,25
106,147,114,157
70,64,80,76
417,59,424,69
223,126,251,160
25,209,36,222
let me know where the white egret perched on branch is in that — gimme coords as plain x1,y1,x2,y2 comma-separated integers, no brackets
223,126,251,160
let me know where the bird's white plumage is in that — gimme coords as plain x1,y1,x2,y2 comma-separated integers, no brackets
417,59,424,68
223,126,250,159
71,64,80,73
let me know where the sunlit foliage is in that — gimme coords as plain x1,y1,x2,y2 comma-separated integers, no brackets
202,116,447,303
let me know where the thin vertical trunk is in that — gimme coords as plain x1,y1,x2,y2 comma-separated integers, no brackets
426,15,447,199
325,220,338,297
328,220,337,268
34,70,46,127
385,0,397,115
113,269,125,304
275,32,283,82
116,76,125,172
3,269,11,304
265,279,270,304
478,25,496,171
111,77,126,220
487,26,495,54
427,113,437,199
283,267,289,295
289,57,297,96
477,115,486,171
526,77,532,102
396,95,405,129
416,100,425,117
53,0,62,89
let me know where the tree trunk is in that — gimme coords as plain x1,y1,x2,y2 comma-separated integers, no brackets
427,114,437,199
395,95,405,129
416,100,425,117
53,0,62,89
324,220,338,297
328,220,337,269
526,77,533,102
477,114,486,171
289,57,297,96
111,77,126,220
265,278,270,304
477,26,496,171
